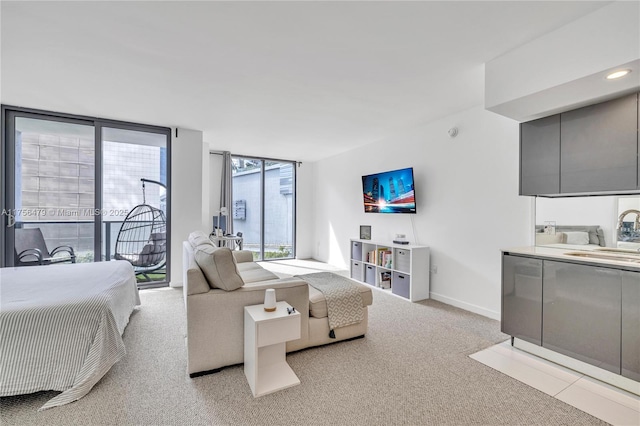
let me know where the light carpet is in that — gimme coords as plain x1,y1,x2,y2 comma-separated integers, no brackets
1,285,606,425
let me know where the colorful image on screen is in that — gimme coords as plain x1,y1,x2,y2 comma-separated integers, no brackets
362,167,416,214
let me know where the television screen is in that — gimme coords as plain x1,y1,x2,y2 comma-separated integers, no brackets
362,167,416,213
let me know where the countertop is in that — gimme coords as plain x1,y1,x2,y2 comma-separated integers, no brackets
502,246,640,272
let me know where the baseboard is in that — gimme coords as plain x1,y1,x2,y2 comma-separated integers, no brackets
429,292,500,321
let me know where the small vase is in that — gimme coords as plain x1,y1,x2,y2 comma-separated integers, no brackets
264,289,276,312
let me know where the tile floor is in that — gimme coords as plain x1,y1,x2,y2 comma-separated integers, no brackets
263,260,640,425
471,341,640,426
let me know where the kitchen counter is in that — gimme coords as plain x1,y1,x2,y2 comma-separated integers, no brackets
502,245,640,272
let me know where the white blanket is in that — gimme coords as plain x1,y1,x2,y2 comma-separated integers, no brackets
0,261,140,410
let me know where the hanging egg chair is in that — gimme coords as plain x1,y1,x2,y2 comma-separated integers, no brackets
114,178,167,281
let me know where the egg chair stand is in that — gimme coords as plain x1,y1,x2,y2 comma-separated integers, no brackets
114,178,167,282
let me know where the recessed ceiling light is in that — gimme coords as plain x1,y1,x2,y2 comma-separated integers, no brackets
606,70,631,80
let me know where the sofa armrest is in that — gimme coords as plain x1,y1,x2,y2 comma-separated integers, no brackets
186,278,310,375
185,260,210,296
232,250,254,263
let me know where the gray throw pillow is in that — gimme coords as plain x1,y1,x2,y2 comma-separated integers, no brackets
194,245,244,291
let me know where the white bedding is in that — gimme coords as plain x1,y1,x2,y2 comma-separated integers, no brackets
0,260,140,410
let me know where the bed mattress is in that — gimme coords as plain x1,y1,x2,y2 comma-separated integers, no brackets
0,260,140,410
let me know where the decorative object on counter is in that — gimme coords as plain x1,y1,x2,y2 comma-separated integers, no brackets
360,225,371,240
393,234,409,245
544,221,556,235
617,209,640,242
263,288,276,312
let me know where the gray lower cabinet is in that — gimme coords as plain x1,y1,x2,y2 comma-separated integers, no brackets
519,115,560,196
501,254,542,345
542,261,622,374
560,93,638,194
622,271,640,381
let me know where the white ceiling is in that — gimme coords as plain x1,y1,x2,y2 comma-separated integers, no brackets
1,1,610,162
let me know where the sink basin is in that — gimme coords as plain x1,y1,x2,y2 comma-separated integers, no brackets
564,251,640,264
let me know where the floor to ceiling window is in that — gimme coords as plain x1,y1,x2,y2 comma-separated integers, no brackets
1,106,170,287
101,127,168,284
231,156,296,261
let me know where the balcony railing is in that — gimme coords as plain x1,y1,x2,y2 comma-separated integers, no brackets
16,220,166,284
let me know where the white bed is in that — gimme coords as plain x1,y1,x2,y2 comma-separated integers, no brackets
0,260,140,410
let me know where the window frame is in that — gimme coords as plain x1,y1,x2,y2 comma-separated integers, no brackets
230,155,297,261
1,105,171,288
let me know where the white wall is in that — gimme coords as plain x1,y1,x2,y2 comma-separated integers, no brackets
486,1,640,121
311,105,532,319
295,162,314,259
170,128,208,287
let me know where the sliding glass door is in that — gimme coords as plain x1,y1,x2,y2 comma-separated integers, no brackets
2,106,170,287
101,126,168,283
6,115,96,263
231,156,295,261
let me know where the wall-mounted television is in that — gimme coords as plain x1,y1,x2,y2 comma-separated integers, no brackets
362,167,416,214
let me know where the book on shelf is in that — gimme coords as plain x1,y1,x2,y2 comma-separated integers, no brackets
379,271,391,289
377,248,392,269
365,248,393,269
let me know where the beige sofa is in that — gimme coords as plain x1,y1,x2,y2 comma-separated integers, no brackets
183,231,373,377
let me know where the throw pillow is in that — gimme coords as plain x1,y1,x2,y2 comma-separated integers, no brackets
564,231,590,245
188,230,213,248
535,232,565,245
194,245,244,291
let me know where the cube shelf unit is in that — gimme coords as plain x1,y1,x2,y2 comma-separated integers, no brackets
350,239,430,302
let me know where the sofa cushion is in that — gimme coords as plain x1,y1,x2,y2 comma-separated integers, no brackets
236,262,280,283
308,280,373,319
232,250,254,264
188,230,213,248
194,245,244,291
535,232,565,245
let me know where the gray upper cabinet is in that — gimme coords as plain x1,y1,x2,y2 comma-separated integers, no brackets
519,92,639,196
520,115,560,195
561,93,638,194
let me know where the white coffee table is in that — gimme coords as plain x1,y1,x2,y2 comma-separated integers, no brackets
244,301,301,397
